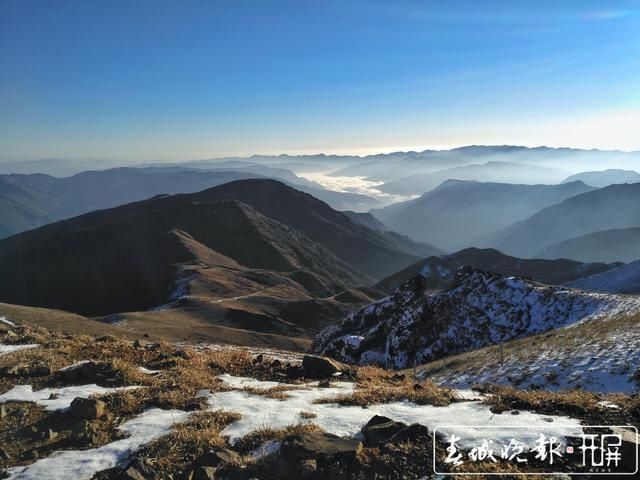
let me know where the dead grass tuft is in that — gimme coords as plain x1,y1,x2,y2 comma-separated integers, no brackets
134,410,241,474
233,422,325,453
316,365,456,407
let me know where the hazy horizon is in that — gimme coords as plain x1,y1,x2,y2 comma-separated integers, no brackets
2,1,640,162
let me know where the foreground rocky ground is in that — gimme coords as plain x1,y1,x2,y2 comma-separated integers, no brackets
1,320,638,479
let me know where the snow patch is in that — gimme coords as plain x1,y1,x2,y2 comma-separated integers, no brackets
210,376,582,449
5,408,190,480
0,316,17,327
0,384,138,411
0,344,39,356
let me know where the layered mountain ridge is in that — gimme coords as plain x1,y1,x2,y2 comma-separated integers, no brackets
313,267,640,368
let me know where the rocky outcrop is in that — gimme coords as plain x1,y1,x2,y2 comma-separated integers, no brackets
301,355,346,378
314,267,640,368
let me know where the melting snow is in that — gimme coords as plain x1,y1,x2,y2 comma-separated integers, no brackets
0,316,17,327
5,408,190,480
430,323,640,394
0,384,138,411
209,376,583,449
0,344,39,356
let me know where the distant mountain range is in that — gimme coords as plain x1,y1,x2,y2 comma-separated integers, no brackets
373,180,595,251
376,161,569,196
329,145,640,184
0,167,380,239
313,267,640,367
562,169,640,188
487,183,640,258
374,247,620,293
535,227,640,263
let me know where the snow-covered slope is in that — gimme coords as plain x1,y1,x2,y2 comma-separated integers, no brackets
566,260,640,294
313,267,640,368
418,312,640,393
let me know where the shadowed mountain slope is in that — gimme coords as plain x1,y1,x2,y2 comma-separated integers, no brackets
535,227,640,264
562,169,640,188
0,195,364,316
488,183,640,257
375,248,620,294
373,180,594,250
175,179,435,279
0,167,379,238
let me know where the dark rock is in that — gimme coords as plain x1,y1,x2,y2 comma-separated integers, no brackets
391,373,406,381
388,423,430,443
118,466,147,480
70,397,107,419
173,349,191,360
412,383,423,391
58,360,122,385
318,380,332,388
362,415,407,445
302,355,345,378
70,419,97,443
118,458,155,479
1,361,51,378
254,353,264,364
132,339,144,348
280,432,363,462
96,335,118,343
183,396,209,411
189,466,217,480
194,448,241,467
271,359,282,368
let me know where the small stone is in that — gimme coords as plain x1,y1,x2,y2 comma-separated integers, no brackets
133,339,143,348
118,466,146,480
271,359,282,368
70,397,107,419
361,415,407,445
96,335,118,343
317,380,332,388
70,419,96,443
194,448,241,467
48,429,58,441
413,383,423,391
300,459,317,477
189,466,217,480
1,404,7,418
254,354,264,364
48,393,59,400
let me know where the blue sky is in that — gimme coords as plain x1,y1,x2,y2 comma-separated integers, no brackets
1,0,640,161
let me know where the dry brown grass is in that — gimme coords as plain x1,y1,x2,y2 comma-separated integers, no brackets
134,410,241,474
233,422,325,453
299,411,317,419
241,384,302,400
479,384,602,414
316,365,457,407
479,384,640,421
